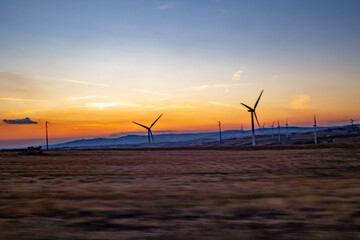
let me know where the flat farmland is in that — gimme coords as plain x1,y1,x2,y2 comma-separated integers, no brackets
0,147,360,240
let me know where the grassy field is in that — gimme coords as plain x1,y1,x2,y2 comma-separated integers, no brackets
1,146,360,239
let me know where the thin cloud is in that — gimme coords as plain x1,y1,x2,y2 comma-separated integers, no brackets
64,79,110,88
68,96,111,101
289,95,313,110
135,89,171,97
84,102,140,110
208,102,243,109
3,117,38,124
181,83,247,91
156,1,175,10
232,67,244,81
0,97,42,102
156,104,201,110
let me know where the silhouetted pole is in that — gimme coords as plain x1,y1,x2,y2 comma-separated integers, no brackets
277,120,281,143
314,115,318,145
271,121,275,138
218,121,222,144
350,119,354,130
45,121,49,150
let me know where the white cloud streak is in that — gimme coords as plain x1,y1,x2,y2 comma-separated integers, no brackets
156,1,175,10
0,98,42,102
289,95,313,110
68,96,111,101
180,83,247,91
64,79,110,88
232,67,244,81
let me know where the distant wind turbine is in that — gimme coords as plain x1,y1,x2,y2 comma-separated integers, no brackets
132,114,163,144
313,115,318,145
45,121,49,150
286,119,289,138
350,119,354,129
241,90,264,146
218,121,222,144
277,120,281,143
271,121,275,138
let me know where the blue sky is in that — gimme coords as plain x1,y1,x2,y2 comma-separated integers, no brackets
0,0,360,145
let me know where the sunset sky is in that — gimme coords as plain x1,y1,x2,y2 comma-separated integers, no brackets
0,0,360,147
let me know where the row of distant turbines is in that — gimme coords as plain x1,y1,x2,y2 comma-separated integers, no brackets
43,90,355,149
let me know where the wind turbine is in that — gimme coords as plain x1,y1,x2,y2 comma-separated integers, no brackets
277,120,281,143
350,119,354,130
271,121,275,138
218,121,222,144
241,90,263,146
132,114,163,144
313,115,318,145
45,121,49,150
286,119,289,138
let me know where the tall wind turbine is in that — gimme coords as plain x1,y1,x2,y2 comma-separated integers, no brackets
133,114,163,144
271,121,275,138
313,115,318,145
286,119,289,138
241,90,264,146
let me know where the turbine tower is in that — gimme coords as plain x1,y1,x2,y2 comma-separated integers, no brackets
133,114,163,144
271,121,275,138
350,119,354,130
218,121,222,144
241,90,264,146
313,115,318,145
286,119,289,138
45,121,49,150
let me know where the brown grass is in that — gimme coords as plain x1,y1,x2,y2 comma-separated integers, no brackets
0,148,360,239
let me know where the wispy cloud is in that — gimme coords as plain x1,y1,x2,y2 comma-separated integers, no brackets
5,109,50,115
155,103,201,110
289,95,313,110
135,89,171,97
208,102,243,109
64,79,110,88
84,102,140,110
232,67,244,81
156,1,175,10
0,97,42,102
68,96,111,101
180,83,247,91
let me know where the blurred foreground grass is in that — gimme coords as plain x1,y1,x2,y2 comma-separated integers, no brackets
0,148,359,239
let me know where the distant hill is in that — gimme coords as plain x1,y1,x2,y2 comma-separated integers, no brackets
50,126,353,149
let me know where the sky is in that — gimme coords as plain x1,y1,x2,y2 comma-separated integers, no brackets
0,0,360,147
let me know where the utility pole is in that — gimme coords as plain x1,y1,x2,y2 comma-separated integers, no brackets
45,121,49,150
218,121,222,144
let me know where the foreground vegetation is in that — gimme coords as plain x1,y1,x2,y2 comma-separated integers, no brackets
0,146,360,239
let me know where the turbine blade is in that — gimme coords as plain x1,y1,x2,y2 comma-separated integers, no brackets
150,130,155,142
132,121,149,129
241,103,252,110
254,111,261,129
150,114,163,128
254,90,263,109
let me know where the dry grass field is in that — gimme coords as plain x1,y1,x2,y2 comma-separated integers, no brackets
1,145,360,239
